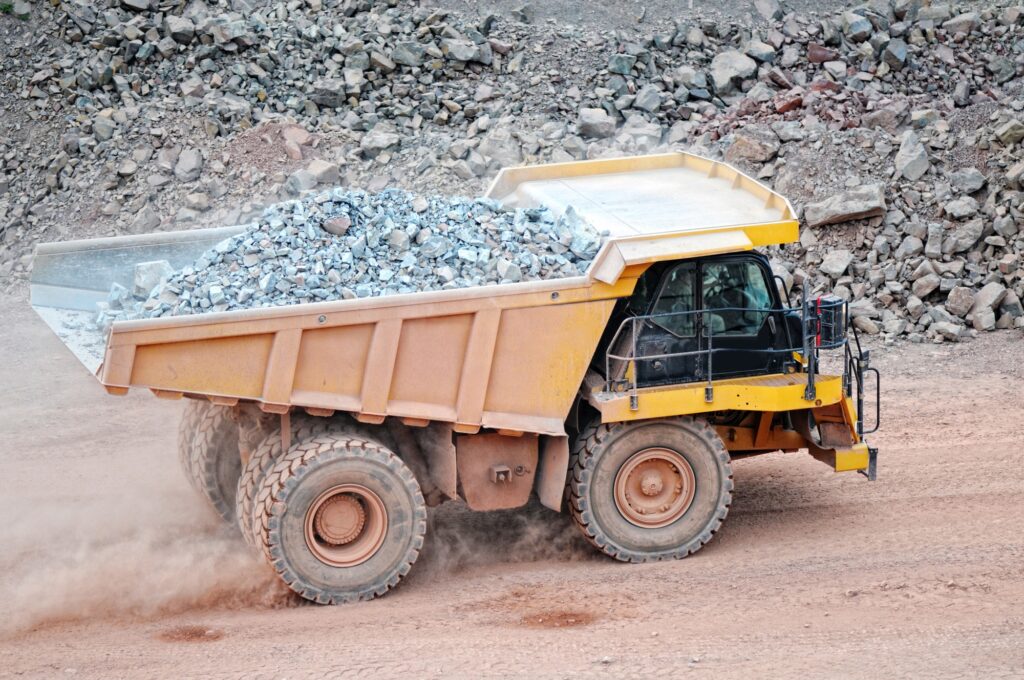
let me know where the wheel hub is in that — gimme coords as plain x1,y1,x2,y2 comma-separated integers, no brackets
304,484,388,567
314,495,366,545
613,447,696,528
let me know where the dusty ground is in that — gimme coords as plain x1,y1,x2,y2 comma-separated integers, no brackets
1,291,1023,679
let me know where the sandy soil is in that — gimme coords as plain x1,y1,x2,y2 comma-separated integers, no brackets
1,291,1023,679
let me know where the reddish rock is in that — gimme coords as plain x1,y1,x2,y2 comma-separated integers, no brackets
807,43,839,64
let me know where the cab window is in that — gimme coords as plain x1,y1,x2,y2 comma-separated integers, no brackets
649,262,696,337
702,261,772,335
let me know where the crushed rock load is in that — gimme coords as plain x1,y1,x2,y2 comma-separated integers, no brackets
100,188,602,326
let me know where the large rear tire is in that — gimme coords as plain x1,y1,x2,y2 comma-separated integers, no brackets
569,416,732,562
253,432,426,604
235,415,332,548
178,401,242,525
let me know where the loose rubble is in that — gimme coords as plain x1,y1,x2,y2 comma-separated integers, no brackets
97,188,601,328
1,0,1023,344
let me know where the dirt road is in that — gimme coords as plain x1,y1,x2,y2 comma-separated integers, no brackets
2,292,1023,679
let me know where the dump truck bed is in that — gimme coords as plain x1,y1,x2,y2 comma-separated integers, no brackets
31,152,797,436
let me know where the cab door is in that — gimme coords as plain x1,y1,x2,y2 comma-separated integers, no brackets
632,255,786,387
698,257,784,378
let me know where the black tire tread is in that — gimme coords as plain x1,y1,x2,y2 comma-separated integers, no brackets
568,416,733,563
253,431,427,604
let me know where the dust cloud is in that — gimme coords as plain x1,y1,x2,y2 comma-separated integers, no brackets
417,499,597,577
0,483,294,636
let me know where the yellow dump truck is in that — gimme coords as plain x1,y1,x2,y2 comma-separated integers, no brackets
32,153,879,604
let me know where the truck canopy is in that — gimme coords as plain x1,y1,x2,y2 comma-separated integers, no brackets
31,152,798,435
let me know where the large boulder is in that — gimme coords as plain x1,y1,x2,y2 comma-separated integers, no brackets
819,249,853,279
710,50,757,93
803,183,886,228
724,126,780,163
578,108,616,139
360,123,401,158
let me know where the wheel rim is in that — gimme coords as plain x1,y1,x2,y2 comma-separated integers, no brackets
304,484,388,567
613,447,696,528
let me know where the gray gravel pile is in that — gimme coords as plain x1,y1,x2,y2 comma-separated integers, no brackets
98,188,601,326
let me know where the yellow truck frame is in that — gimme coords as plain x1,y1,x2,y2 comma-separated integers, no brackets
31,152,878,604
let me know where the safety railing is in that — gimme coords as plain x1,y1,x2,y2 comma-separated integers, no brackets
604,287,858,413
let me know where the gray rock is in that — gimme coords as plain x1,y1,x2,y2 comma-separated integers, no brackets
943,12,979,34
607,53,637,75
306,159,340,185
123,198,158,231
391,42,425,67
174,148,203,182
883,39,908,70
894,131,929,181
311,79,346,108
894,235,923,259
710,50,758,93
945,219,984,253
912,273,940,298
944,196,978,219
633,84,664,113
121,0,150,11
945,286,975,317
820,249,853,278
753,0,783,21
803,183,887,228
842,11,873,41
971,282,1007,314
478,128,522,168
164,16,195,44
932,321,963,340
360,123,400,158
949,168,986,193
93,116,116,141
578,108,616,138
995,119,1024,146
133,260,174,297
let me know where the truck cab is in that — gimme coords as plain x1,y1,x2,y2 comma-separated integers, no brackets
602,252,798,388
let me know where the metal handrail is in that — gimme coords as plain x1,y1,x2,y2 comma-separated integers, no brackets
604,293,852,412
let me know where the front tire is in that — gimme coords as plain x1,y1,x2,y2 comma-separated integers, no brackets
253,432,427,604
569,416,733,562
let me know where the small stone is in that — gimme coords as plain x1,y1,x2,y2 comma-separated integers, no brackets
633,84,664,113
392,42,425,67
164,15,195,44
894,131,929,181
117,159,138,177
842,11,873,41
323,216,351,236
943,12,979,34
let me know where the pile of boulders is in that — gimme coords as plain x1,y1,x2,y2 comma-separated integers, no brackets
2,0,1023,344
97,187,601,327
